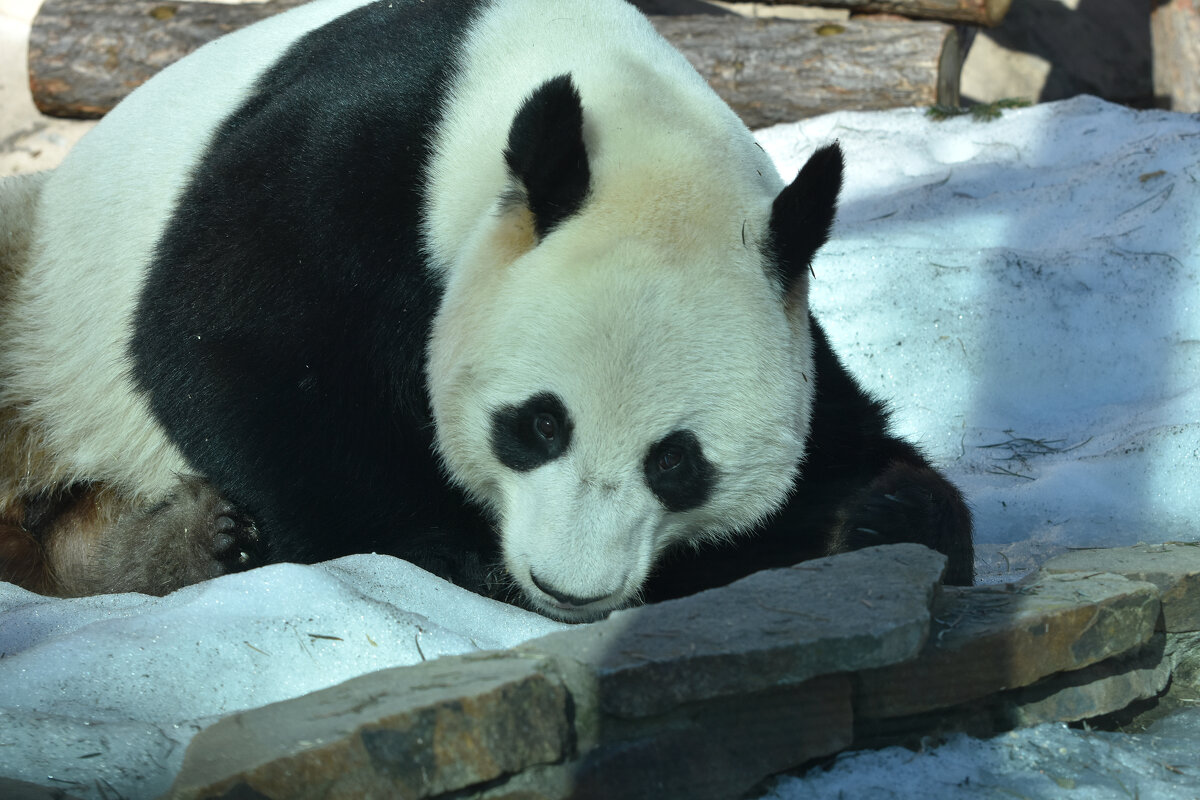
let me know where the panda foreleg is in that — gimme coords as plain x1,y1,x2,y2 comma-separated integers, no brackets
85,477,264,596
10,477,263,597
826,458,975,586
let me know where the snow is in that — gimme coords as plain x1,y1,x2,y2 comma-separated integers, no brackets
1,96,1198,798
761,712,1200,799
0,557,568,797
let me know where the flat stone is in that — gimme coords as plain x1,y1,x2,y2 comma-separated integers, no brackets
520,543,945,721
999,634,1172,727
1167,631,1200,692
565,675,852,800
1040,542,1200,632
855,571,1161,719
475,675,853,800
166,653,569,800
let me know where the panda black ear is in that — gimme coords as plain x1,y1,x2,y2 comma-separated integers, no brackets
769,143,844,293
504,74,591,240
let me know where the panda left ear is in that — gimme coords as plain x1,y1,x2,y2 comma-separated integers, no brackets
769,143,844,294
503,74,591,241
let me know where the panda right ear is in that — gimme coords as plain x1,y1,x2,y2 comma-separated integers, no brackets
503,74,592,241
769,143,844,295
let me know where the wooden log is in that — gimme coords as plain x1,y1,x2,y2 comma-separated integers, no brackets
634,1,1008,28
29,0,308,118
713,0,1010,27
29,0,969,128
651,16,968,127
1151,0,1200,112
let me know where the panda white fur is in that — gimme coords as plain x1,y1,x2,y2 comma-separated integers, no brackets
0,0,972,621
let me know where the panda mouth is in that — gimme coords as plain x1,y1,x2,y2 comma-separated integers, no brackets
527,570,628,622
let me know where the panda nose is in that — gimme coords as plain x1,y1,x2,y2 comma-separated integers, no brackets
530,571,612,607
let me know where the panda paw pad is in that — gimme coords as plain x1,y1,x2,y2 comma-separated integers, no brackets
205,503,262,574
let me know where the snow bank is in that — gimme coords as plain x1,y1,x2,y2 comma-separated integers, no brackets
0,557,567,797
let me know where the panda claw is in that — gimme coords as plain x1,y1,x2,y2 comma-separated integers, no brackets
884,491,925,508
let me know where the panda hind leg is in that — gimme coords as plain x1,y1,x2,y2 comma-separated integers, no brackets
828,461,975,586
21,477,264,597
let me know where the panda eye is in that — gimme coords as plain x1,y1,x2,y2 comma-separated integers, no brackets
534,413,558,441
644,430,716,512
491,393,572,472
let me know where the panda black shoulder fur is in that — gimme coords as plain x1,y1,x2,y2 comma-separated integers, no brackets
0,0,972,620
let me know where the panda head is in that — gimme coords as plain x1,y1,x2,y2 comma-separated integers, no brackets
427,75,843,622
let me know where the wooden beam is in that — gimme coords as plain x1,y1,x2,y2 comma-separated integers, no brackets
29,0,968,127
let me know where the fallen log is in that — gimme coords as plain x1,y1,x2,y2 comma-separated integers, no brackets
1151,0,1200,112
658,15,972,126
29,0,970,127
28,0,307,118
637,0,1007,27
720,0,1009,27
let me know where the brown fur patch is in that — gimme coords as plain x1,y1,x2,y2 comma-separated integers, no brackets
0,483,135,597
41,485,135,597
0,517,54,595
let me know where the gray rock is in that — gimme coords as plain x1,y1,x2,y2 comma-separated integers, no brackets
1000,634,1172,727
166,653,570,800
502,675,853,800
521,543,946,721
1041,542,1200,632
856,571,1161,719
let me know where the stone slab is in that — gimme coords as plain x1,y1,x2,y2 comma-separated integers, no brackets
1040,542,1200,632
520,543,945,721
855,571,1161,719
1000,634,1172,727
1167,631,1200,691
565,674,852,800
166,653,570,800
478,674,853,800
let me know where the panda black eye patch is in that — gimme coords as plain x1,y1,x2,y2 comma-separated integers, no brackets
644,429,716,512
491,392,573,472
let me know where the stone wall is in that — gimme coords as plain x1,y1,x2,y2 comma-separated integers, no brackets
162,542,1200,799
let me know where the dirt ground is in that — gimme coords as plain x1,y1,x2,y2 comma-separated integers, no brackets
0,0,1157,174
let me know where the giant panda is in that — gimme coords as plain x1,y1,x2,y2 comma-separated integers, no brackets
0,0,973,621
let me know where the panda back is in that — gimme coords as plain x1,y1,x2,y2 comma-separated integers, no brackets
127,0,498,560
3,0,387,494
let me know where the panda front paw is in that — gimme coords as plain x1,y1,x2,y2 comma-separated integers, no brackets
829,462,974,585
205,497,264,578
836,483,933,548
91,477,266,595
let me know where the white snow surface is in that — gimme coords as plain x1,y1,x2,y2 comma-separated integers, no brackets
1,96,1198,798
